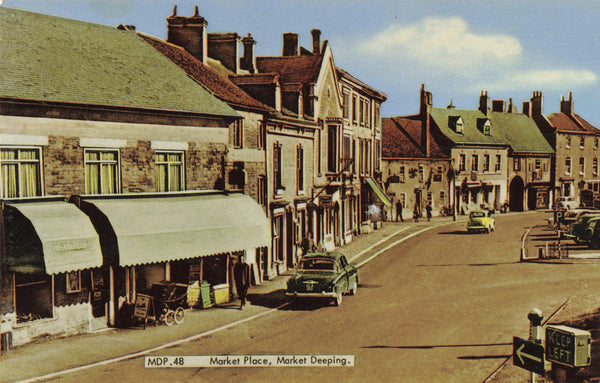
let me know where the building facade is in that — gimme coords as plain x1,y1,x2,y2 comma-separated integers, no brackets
0,7,269,346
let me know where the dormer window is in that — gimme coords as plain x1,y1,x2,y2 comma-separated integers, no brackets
449,116,464,133
477,118,491,135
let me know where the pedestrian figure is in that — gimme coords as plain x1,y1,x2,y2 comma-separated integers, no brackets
413,205,419,222
426,203,432,222
395,200,404,222
233,255,251,310
299,232,316,255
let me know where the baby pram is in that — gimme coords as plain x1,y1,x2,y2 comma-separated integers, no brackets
149,281,187,326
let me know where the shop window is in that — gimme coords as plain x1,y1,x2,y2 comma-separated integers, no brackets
66,271,82,293
202,254,228,287
15,273,53,323
155,151,184,192
85,149,120,194
0,147,42,198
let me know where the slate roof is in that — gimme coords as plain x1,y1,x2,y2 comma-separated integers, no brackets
256,55,323,86
489,112,554,154
382,117,449,159
0,7,238,117
139,33,271,112
548,113,600,134
430,107,507,147
336,67,387,101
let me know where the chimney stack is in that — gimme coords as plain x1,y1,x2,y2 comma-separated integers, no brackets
560,91,574,115
531,91,543,117
507,98,517,113
166,5,208,64
419,84,432,157
492,100,506,113
522,101,531,117
240,33,256,73
311,29,321,54
479,90,489,115
282,32,299,56
208,32,240,73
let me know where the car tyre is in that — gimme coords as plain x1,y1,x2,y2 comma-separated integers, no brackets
333,293,343,306
349,280,358,296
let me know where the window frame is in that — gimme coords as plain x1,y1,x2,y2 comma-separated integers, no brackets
84,148,121,195
0,146,43,198
155,150,185,192
232,119,244,149
296,144,304,194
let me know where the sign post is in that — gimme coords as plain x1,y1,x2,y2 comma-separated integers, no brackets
513,337,546,376
528,308,544,383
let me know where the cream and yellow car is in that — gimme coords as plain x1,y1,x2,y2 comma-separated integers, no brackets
467,210,495,233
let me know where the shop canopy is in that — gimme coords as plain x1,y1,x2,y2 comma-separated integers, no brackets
4,200,103,274
77,192,270,267
364,177,392,207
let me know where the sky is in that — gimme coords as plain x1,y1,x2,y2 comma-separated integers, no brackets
3,0,599,126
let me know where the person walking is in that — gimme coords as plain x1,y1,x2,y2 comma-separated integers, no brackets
426,203,432,222
413,205,420,222
299,232,316,255
233,255,251,309
395,200,404,222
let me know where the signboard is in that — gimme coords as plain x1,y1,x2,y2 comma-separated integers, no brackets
132,294,155,329
546,325,592,367
513,337,546,375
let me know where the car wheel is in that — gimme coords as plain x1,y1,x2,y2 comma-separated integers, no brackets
333,293,343,306
349,280,358,296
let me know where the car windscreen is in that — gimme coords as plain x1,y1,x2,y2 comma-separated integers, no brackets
298,258,337,271
470,212,486,218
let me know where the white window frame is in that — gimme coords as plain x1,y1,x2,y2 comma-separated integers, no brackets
84,148,121,195
155,150,185,192
0,146,43,198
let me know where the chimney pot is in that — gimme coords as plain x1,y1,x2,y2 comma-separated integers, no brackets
166,6,208,64
492,100,506,113
240,33,257,73
560,91,574,115
479,90,489,115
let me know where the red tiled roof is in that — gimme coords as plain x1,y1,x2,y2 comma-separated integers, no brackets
256,55,322,86
139,33,271,112
382,117,449,158
548,112,600,134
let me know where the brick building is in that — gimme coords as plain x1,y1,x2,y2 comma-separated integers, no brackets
0,7,269,345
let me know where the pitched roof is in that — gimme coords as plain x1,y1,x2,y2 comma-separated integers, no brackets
256,55,323,86
336,67,387,101
489,112,554,154
0,7,238,118
382,117,449,159
229,73,279,86
548,112,600,134
430,107,507,147
139,33,271,113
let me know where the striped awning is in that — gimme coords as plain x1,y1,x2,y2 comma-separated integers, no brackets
77,192,270,267
364,177,392,207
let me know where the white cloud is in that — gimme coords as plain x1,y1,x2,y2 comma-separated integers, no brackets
359,17,522,70
479,69,598,92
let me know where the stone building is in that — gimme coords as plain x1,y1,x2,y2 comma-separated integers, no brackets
530,91,600,208
381,115,452,221
0,7,269,345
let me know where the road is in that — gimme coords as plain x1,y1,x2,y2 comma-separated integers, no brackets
21,212,600,382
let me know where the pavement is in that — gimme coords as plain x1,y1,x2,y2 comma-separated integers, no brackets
0,215,462,383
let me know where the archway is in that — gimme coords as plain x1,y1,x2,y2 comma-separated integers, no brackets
509,176,525,211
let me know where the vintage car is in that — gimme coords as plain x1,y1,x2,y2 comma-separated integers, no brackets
466,210,495,233
569,214,600,243
561,209,599,229
286,252,359,306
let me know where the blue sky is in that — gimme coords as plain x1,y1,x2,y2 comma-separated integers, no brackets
4,0,599,126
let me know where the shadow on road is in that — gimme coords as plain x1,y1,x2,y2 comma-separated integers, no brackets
415,261,520,267
362,342,511,350
437,230,473,235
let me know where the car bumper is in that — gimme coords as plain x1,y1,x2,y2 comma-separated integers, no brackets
286,291,337,298
467,225,487,230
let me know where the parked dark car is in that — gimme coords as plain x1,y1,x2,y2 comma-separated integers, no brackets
286,252,359,306
569,214,600,243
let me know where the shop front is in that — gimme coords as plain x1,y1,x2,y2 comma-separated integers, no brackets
361,177,391,230
1,197,104,346
73,191,270,326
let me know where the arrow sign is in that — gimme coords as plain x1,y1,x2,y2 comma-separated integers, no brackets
513,337,545,375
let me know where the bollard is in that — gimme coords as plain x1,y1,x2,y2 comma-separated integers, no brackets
528,309,544,383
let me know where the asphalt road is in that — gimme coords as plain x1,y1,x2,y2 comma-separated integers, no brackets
32,212,600,383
